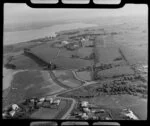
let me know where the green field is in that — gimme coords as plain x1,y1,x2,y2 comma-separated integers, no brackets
3,70,63,107
31,43,93,70
8,54,42,70
31,44,59,62
77,47,93,58
53,56,92,69
119,45,148,65
96,66,134,78
76,71,92,81
53,70,83,88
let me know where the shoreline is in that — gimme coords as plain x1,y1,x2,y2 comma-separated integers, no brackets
3,67,29,90
3,67,14,90
4,23,98,46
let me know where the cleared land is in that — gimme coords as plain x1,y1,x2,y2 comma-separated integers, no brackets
77,47,93,58
94,41,124,65
7,54,42,70
75,71,92,81
3,70,64,107
96,66,134,79
53,70,83,88
31,44,93,70
53,56,93,70
31,44,59,62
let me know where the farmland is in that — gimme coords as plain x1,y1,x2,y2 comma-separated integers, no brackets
75,71,93,81
6,54,42,70
59,84,147,120
3,70,64,107
30,99,72,119
95,66,134,79
53,70,83,88
3,14,148,120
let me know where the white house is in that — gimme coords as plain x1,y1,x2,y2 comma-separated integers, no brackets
53,99,61,106
9,110,16,117
81,101,89,107
62,41,69,45
12,104,19,111
82,113,89,119
83,107,90,113
123,108,139,120
39,97,45,102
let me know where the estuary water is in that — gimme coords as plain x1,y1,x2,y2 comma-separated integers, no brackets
4,23,97,45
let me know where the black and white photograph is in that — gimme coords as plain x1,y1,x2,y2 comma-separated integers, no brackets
3,1,148,121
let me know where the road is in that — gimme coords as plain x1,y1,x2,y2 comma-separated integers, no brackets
46,70,123,119
58,97,76,119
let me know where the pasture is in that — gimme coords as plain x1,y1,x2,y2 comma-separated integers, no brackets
53,70,83,88
75,71,92,81
31,44,59,63
3,70,64,107
96,66,134,78
77,47,93,59
53,56,93,70
8,54,42,70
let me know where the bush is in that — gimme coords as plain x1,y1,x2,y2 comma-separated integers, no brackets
4,63,16,69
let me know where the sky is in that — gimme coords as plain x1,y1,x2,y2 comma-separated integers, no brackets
4,3,148,25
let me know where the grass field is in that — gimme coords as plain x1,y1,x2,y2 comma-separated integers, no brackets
77,47,93,58
119,45,148,65
96,66,134,78
53,70,83,88
31,43,93,69
95,46,123,64
75,71,92,81
53,56,93,69
90,95,147,120
8,54,42,70
31,44,59,62
3,70,63,107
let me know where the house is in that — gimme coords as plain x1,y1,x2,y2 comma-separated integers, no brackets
39,97,45,102
62,41,69,45
82,113,89,120
45,97,54,104
53,99,61,106
9,110,16,117
81,101,89,107
123,109,138,120
83,107,90,113
12,104,19,111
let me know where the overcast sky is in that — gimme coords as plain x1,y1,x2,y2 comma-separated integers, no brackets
4,3,148,25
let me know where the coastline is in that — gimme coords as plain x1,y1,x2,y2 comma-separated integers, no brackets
4,23,97,46
3,67,14,90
